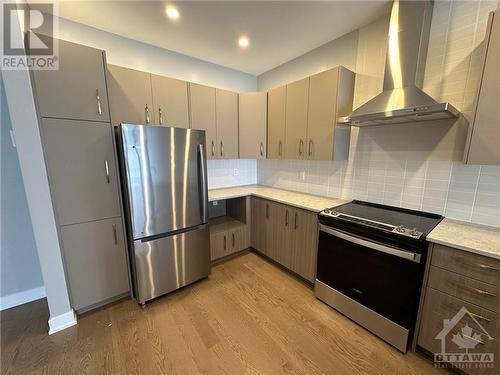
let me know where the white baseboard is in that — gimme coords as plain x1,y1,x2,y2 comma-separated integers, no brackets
48,309,77,335
0,286,46,311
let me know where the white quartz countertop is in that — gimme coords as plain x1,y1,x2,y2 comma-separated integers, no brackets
208,185,345,212
428,219,500,260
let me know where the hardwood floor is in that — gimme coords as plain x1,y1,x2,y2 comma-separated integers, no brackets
1,253,446,375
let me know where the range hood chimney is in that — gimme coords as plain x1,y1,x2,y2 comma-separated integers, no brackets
339,0,460,126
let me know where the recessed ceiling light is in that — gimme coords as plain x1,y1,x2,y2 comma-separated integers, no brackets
165,5,179,20
238,36,249,48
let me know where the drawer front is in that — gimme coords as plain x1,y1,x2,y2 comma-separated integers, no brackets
418,299,500,375
428,266,500,314
432,244,500,287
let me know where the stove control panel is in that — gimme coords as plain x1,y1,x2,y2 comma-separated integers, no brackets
392,225,423,239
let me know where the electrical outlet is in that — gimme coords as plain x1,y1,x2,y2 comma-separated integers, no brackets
299,171,306,181
212,200,218,206
233,168,239,176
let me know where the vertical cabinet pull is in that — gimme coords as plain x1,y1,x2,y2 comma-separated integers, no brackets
285,210,289,226
104,160,110,183
145,104,150,124
266,204,270,219
211,141,215,157
96,89,102,116
232,233,235,248
223,235,227,250
278,140,282,158
299,139,304,158
308,139,313,158
260,142,264,157
112,224,117,244
220,141,224,157
158,106,163,125
294,212,298,229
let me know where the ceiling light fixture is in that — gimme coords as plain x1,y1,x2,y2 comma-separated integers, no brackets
238,36,249,48
165,5,179,20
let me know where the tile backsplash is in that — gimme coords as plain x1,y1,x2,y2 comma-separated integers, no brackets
207,159,257,189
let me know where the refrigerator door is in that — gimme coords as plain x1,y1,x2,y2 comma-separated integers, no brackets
120,124,208,239
133,224,210,304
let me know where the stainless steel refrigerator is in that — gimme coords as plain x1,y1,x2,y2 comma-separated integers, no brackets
117,124,210,305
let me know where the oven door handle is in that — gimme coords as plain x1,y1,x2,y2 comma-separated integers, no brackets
319,225,421,263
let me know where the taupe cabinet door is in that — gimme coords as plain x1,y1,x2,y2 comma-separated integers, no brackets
267,86,286,159
285,78,309,159
32,39,110,122
465,9,500,165
151,74,189,128
107,65,154,125
307,69,339,160
60,217,129,311
216,89,239,159
289,208,318,282
239,92,267,159
41,118,121,225
190,83,217,159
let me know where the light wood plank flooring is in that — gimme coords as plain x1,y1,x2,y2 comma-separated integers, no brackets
1,252,446,375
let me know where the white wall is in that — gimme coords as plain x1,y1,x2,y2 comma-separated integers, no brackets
1,79,45,310
257,1,500,228
207,159,257,189
51,16,257,92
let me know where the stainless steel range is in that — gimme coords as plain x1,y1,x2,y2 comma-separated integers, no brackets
315,200,443,352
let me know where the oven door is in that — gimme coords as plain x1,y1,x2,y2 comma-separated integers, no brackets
316,224,424,329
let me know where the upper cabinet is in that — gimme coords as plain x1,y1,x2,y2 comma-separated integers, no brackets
151,74,189,128
307,67,354,161
267,86,287,159
285,78,310,159
464,9,500,165
107,65,154,126
31,39,110,122
189,83,217,158
239,92,267,159
216,89,239,159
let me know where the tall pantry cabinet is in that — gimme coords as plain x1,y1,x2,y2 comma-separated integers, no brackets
31,38,130,312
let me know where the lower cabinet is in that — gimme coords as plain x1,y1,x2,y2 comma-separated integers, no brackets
60,217,130,311
251,197,318,282
210,218,250,261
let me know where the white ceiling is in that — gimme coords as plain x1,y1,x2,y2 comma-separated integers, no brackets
54,1,391,76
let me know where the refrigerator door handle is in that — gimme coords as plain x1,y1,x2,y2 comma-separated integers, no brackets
198,143,208,223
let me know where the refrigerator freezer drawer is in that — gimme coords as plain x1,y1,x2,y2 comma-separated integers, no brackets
133,225,210,304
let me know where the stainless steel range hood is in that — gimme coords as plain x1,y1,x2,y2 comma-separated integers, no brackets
339,0,460,127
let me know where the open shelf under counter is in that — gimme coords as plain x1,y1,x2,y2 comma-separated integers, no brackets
209,216,247,234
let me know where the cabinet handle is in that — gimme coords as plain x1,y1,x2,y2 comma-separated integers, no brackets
260,142,264,157
285,210,289,226
294,212,298,229
223,235,227,250
145,104,150,124
266,204,270,219
308,139,313,158
299,139,304,157
112,224,117,245
469,311,492,323
451,282,496,298
478,263,500,272
96,89,102,116
211,141,215,157
104,160,110,183
158,106,163,125
232,233,235,248
278,140,282,158
220,141,224,157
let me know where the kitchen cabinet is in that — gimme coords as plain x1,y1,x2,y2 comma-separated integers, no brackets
41,118,121,226
60,217,129,311
216,89,239,159
239,92,267,159
107,64,155,125
284,78,309,159
151,74,189,128
464,9,500,165
251,197,318,282
31,38,110,122
189,83,217,159
267,86,286,159
307,67,354,161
